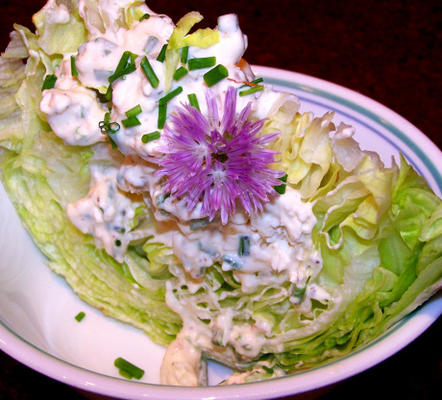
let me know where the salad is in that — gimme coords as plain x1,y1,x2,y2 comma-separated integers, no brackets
0,0,441,386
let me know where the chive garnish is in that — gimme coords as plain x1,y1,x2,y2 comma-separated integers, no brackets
238,235,251,256
140,56,159,88
115,239,122,247
114,357,144,380
108,51,138,83
75,311,85,322
104,85,113,101
180,46,189,63
122,115,141,128
141,131,161,143
221,254,242,270
274,173,288,194
173,66,188,81
139,13,150,21
99,112,120,148
187,93,200,111
292,285,306,301
125,104,142,118
41,74,57,90
157,103,167,129
239,85,264,97
188,56,216,70
262,366,274,374
70,55,78,77
203,64,228,87
99,112,115,132
240,77,264,88
157,44,167,62
159,86,183,105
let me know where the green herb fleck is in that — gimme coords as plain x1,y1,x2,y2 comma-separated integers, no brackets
114,357,144,380
238,235,251,256
180,46,189,63
141,131,161,143
274,173,288,194
157,44,167,62
157,103,167,129
187,93,200,111
173,66,188,81
125,104,142,118
239,85,264,97
121,115,141,128
159,86,183,105
70,56,78,77
140,56,159,88
41,74,57,90
75,312,85,322
188,56,216,70
203,64,228,87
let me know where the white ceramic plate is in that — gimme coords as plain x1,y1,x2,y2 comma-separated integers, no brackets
0,66,441,400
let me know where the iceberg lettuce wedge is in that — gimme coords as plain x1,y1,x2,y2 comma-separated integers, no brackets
0,0,440,382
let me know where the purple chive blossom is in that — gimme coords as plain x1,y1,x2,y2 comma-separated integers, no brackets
156,86,284,225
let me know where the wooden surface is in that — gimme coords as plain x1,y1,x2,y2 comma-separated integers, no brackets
0,0,440,399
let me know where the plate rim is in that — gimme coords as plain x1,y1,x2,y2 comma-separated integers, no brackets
0,65,441,400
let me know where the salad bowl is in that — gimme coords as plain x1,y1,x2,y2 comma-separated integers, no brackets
0,0,440,398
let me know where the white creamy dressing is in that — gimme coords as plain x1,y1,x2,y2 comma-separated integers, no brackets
39,4,328,385
40,60,107,146
66,163,144,262
160,329,207,386
39,0,70,24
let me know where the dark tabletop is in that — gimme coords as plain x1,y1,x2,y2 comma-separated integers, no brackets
0,1,440,399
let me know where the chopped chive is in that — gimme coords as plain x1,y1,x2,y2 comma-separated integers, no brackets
221,254,243,270
240,77,264,88
114,357,144,380
292,285,306,301
75,311,85,322
180,46,189,63
157,44,167,62
188,56,216,70
104,85,113,101
99,112,120,149
187,93,200,111
262,366,274,374
70,56,78,77
141,131,161,143
190,217,210,231
274,173,288,194
108,51,138,83
203,64,228,87
41,74,57,90
158,86,183,105
139,13,150,21
157,103,167,129
144,36,158,54
140,56,159,88
115,239,122,247
173,66,188,81
125,104,142,118
122,115,141,128
238,235,251,257
239,85,264,97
